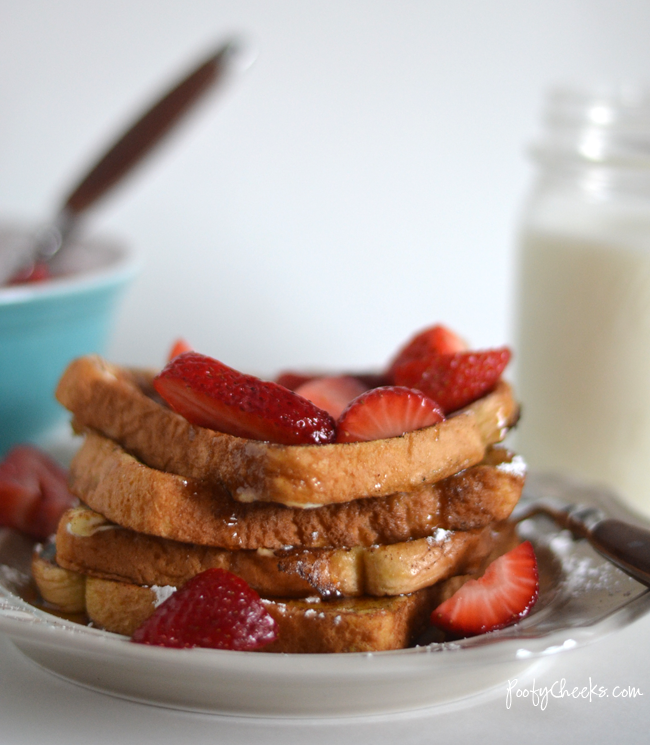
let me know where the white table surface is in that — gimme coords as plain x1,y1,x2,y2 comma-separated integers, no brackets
0,610,648,745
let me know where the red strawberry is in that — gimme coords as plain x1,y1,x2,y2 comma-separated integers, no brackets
8,261,52,285
0,445,75,539
335,386,444,443
431,541,539,637
275,371,318,391
277,370,388,391
387,324,467,383
353,372,390,389
395,347,511,413
295,375,368,419
131,568,277,650
153,352,336,445
168,338,193,361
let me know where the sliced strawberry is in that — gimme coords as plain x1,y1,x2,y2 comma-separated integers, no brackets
274,371,318,391
431,541,539,636
395,347,511,413
295,376,368,419
353,372,390,389
335,386,444,443
153,352,336,445
277,370,388,392
168,338,193,361
131,568,277,650
387,324,467,383
0,445,76,539
8,261,53,285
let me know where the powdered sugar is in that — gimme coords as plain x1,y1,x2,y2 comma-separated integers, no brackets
426,528,451,545
150,585,177,607
0,565,29,590
496,454,527,478
562,554,621,595
548,530,574,557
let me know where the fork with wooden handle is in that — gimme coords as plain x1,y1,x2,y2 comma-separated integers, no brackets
515,499,650,588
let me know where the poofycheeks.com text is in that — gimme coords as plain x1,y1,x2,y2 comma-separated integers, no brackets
506,678,643,710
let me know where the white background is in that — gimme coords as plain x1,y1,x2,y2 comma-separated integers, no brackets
2,0,650,376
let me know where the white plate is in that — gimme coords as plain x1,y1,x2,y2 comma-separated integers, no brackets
1,473,649,718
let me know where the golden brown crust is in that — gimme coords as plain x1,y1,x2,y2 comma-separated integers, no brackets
35,526,521,653
68,432,524,550
85,578,153,637
55,506,507,597
83,577,450,652
259,591,441,653
31,548,86,614
56,355,519,507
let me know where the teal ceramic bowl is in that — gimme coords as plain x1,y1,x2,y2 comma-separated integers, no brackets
0,224,139,456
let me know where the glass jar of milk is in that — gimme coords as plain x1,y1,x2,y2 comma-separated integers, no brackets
515,86,650,519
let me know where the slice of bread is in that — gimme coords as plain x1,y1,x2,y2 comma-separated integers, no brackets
56,355,519,507
33,526,520,653
68,431,524,550
32,546,459,651
31,540,86,614
55,506,513,597
85,577,455,653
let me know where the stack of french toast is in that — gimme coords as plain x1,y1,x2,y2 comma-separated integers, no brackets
33,326,526,653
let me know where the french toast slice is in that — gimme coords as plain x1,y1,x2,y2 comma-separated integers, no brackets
56,355,519,508
55,505,511,597
32,525,520,653
31,549,468,652
86,578,449,653
31,541,86,614
68,432,524,549
31,549,454,651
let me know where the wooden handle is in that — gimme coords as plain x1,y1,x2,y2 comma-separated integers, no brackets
590,519,650,588
63,41,240,215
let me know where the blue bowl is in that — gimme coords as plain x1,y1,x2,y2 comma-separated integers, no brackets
0,224,139,456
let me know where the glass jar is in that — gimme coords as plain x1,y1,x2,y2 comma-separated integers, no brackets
515,86,650,519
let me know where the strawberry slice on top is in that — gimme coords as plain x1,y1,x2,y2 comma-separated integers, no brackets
394,347,511,414
387,324,467,384
335,386,444,443
167,338,193,361
430,540,539,637
131,568,277,650
295,375,368,419
276,370,388,392
274,371,318,391
153,352,336,445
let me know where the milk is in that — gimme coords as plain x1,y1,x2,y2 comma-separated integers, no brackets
515,213,650,518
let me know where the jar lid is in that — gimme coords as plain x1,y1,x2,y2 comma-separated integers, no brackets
532,85,650,167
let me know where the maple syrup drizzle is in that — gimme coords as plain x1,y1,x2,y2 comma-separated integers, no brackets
15,576,89,625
